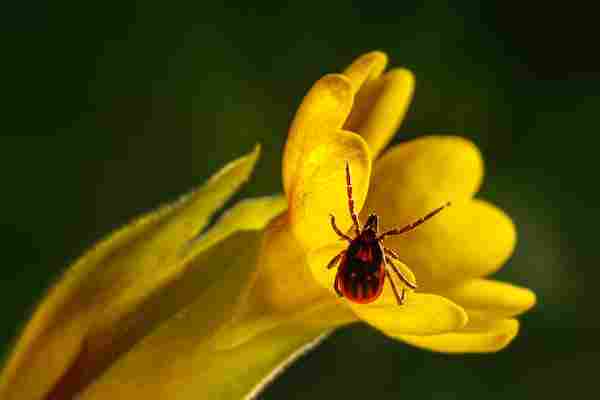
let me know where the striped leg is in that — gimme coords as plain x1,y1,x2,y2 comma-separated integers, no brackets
378,202,451,240
345,161,361,236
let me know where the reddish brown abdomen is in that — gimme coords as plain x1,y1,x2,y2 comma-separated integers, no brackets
336,240,385,303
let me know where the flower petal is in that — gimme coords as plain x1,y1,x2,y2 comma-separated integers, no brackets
399,317,520,353
307,242,350,296
351,293,468,336
282,74,354,195
250,214,330,313
212,300,355,351
342,50,388,92
209,216,355,351
362,137,515,288
380,199,515,289
287,129,371,250
280,72,372,249
0,147,274,400
440,279,536,318
363,136,484,218
345,68,415,157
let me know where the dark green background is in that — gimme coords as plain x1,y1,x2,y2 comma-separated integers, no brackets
2,1,598,398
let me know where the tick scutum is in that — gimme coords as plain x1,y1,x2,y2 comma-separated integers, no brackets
337,232,385,303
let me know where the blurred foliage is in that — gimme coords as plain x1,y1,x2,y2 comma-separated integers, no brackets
1,0,598,398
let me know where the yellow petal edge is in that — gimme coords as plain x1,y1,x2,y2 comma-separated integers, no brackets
399,317,520,353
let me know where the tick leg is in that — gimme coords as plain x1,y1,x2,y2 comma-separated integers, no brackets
334,274,344,297
329,214,353,242
385,269,405,305
326,250,346,269
384,247,401,261
385,256,418,289
345,161,361,236
378,202,451,240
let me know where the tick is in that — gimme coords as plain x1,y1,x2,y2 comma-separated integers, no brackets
327,162,450,305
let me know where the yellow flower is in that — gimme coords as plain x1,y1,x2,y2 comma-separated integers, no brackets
0,51,536,400
217,51,536,354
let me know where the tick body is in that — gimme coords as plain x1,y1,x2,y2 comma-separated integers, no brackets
336,227,385,303
327,162,450,305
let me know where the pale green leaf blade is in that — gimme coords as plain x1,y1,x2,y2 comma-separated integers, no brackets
0,146,264,400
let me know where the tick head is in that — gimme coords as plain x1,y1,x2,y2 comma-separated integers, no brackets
364,213,379,233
